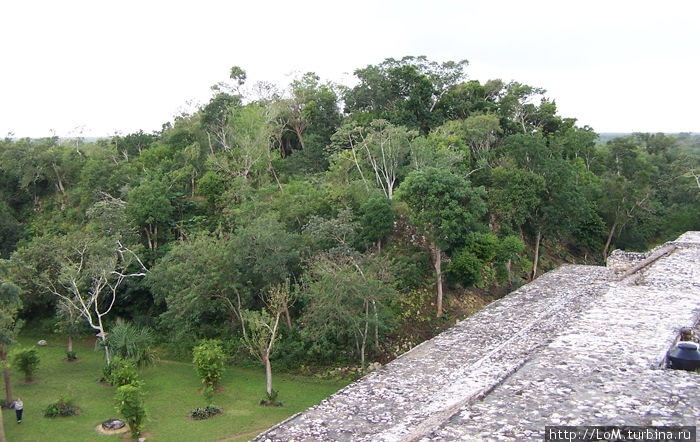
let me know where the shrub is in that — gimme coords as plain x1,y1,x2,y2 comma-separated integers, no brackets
103,357,139,386
190,405,222,420
115,383,146,439
259,389,284,407
111,361,139,387
105,322,156,368
192,339,225,388
12,346,40,381
447,249,482,287
44,397,79,418
66,351,78,361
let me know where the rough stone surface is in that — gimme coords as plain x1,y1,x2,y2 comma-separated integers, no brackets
254,233,700,441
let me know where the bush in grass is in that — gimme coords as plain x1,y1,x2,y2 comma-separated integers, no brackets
44,397,79,417
66,350,78,361
12,346,40,381
259,389,284,407
192,339,225,389
115,383,146,439
103,357,139,386
190,406,222,420
105,322,156,368
111,360,139,387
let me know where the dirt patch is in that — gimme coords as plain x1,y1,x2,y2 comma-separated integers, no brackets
62,357,81,363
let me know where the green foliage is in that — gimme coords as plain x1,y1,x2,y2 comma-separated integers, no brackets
203,384,214,406
105,321,156,368
111,361,140,388
192,339,225,388
190,405,223,420
115,382,146,439
390,287,434,325
197,170,225,205
397,167,487,251
0,281,23,346
103,357,139,387
301,254,395,368
357,195,394,249
259,389,284,407
447,250,482,287
43,396,79,417
12,346,40,381
1,57,698,378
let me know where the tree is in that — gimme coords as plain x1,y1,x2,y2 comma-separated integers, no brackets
147,234,245,342
35,233,147,365
115,383,146,439
335,120,416,199
344,56,469,133
192,339,225,389
125,178,174,257
240,281,290,397
11,347,39,382
600,175,655,259
357,195,394,253
54,299,82,359
397,168,486,317
487,166,545,235
0,281,22,404
301,254,394,371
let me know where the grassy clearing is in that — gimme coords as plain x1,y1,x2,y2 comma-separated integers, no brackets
2,335,349,441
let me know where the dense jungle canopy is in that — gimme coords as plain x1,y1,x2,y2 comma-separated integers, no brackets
1,56,698,369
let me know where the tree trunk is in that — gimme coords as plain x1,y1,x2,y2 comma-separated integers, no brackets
264,351,273,396
67,334,73,354
53,163,66,210
294,125,305,151
0,394,6,442
144,227,153,250
372,300,379,351
97,316,110,365
489,212,499,234
531,228,541,281
284,303,292,330
506,258,512,283
1,349,11,405
434,245,443,318
603,221,618,261
269,161,284,193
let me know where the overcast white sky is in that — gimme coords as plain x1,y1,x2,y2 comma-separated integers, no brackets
1,0,698,137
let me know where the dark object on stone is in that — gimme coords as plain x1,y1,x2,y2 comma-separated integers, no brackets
667,341,700,371
679,327,693,342
102,418,126,430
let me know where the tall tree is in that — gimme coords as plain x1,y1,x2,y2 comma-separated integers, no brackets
344,56,468,133
301,254,394,371
125,178,174,257
32,233,147,365
397,168,486,317
336,120,416,199
0,281,22,404
240,281,290,397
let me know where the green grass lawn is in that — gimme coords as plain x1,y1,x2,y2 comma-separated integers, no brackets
2,335,349,441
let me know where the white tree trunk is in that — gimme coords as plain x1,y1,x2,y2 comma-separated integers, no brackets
434,245,443,318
